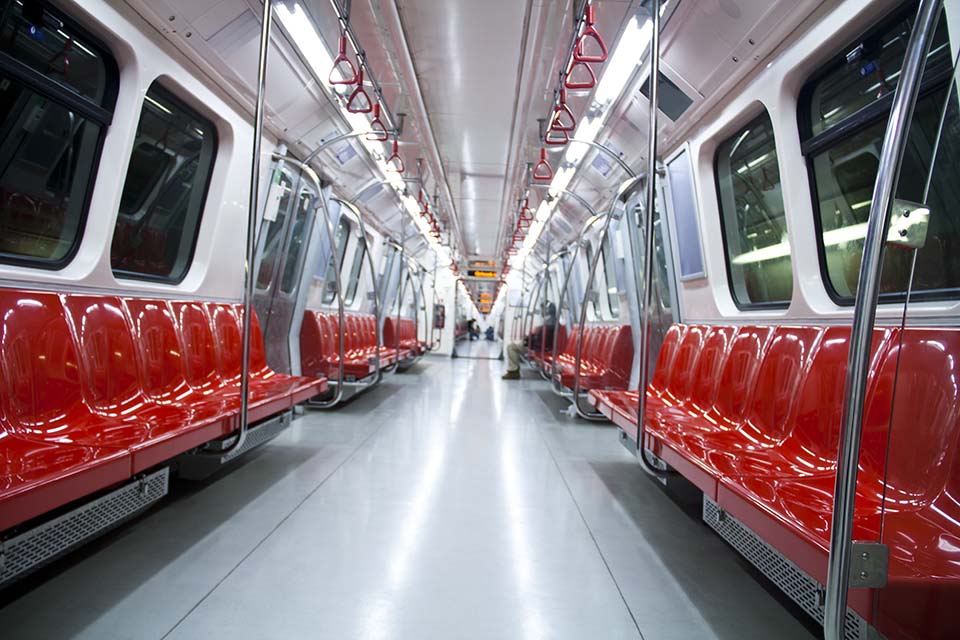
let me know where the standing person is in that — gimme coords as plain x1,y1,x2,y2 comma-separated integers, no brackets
502,302,556,380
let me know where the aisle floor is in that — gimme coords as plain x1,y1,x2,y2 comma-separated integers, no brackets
0,357,817,640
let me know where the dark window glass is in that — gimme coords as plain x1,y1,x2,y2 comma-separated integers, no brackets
256,171,293,290
716,111,792,307
343,239,366,305
803,6,960,301
280,189,312,294
111,84,217,282
321,219,350,304
601,233,621,318
0,2,115,265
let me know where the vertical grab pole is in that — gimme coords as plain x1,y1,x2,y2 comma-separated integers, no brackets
212,0,273,455
634,0,672,477
823,1,941,637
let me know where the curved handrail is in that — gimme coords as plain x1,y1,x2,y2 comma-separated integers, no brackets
550,212,604,398
332,197,384,388
570,199,619,421
309,189,346,408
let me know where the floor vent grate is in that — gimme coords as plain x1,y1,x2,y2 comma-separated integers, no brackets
702,496,869,640
1,467,169,587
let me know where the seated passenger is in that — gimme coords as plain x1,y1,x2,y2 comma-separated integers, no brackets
503,302,556,380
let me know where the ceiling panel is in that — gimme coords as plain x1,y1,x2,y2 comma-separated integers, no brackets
396,0,528,257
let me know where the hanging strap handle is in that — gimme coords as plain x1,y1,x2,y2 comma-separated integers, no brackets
565,59,597,91
347,69,373,113
387,138,405,173
329,34,359,86
367,104,388,141
549,89,577,132
573,5,608,64
533,148,553,181
544,126,569,147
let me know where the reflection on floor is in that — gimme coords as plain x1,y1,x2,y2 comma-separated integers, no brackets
0,357,817,640
454,338,503,359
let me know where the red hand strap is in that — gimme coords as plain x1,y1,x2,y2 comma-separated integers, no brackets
544,126,569,147
346,69,373,113
533,148,553,182
565,60,596,91
386,138,404,173
367,104,388,141
329,34,359,86
549,89,576,132
573,5,608,64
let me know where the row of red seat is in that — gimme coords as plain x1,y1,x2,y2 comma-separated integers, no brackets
0,290,327,533
526,323,632,391
300,311,424,381
383,316,426,358
589,323,960,638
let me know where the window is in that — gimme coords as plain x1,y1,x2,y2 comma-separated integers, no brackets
801,5,960,302
280,188,313,294
0,2,117,266
321,218,350,304
601,234,620,318
111,84,216,282
256,171,294,290
343,238,366,305
715,110,792,307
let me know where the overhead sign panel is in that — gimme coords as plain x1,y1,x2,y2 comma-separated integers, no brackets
468,270,498,279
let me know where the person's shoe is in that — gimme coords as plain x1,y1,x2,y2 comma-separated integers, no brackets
501,369,521,380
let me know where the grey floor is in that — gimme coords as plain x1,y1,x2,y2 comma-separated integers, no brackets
454,337,503,359
0,357,817,640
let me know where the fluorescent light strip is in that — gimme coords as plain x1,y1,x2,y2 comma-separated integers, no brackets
277,3,451,272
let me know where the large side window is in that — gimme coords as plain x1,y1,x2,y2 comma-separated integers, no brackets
321,218,350,304
801,5,958,302
279,187,313,294
111,84,217,282
0,3,117,266
715,110,792,308
601,234,620,319
343,236,366,305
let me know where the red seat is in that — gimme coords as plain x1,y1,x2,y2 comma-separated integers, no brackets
0,291,132,530
300,310,394,381
591,322,960,633
553,323,632,390
65,295,228,472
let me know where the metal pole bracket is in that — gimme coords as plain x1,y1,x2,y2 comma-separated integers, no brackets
849,542,888,588
886,199,930,249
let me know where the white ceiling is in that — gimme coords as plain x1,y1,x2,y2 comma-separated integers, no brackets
395,0,529,258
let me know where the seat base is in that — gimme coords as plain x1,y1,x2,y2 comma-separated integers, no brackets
0,467,169,588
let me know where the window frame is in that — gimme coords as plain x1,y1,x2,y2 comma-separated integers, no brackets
0,4,118,270
111,82,219,284
343,234,367,306
713,108,792,311
798,2,955,305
